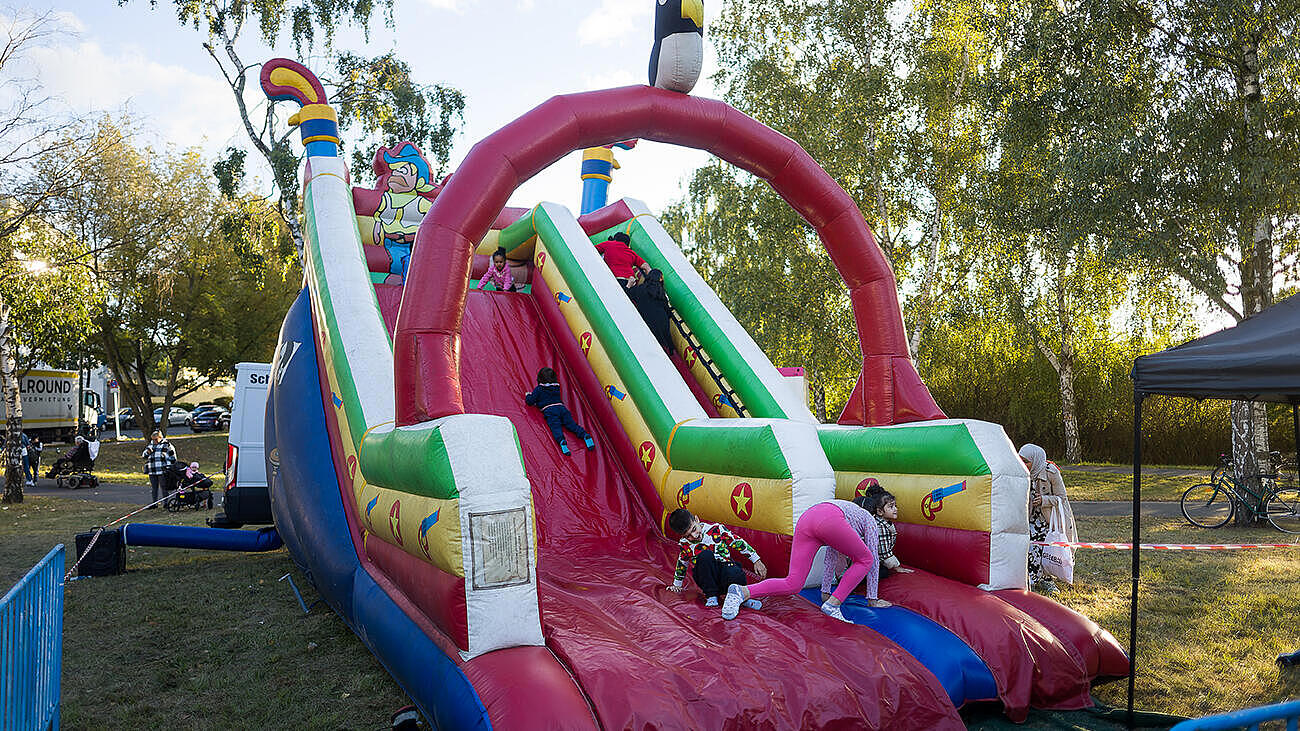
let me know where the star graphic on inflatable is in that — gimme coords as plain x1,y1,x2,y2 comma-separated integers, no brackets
730,482,753,521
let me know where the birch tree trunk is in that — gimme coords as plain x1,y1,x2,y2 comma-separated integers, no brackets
1,295,25,504
1229,37,1273,517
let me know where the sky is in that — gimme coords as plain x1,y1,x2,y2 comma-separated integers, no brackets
3,1,1247,336
15,0,719,212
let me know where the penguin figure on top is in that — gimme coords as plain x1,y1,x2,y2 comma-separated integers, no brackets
649,0,704,93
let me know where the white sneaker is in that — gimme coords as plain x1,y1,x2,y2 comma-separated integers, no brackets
820,601,852,623
704,596,719,607
721,584,745,620
742,598,763,611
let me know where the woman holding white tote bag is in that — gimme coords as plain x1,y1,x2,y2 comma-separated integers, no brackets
1019,444,1077,593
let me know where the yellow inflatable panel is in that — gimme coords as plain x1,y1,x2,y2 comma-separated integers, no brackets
669,326,744,417
661,470,794,535
315,297,464,576
358,485,464,575
834,472,993,533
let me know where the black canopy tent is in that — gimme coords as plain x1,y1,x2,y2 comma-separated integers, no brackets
1127,293,1300,723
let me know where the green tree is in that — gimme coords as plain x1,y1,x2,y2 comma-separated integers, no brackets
0,11,114,503
38,120,299,438
978,0,1172,461
665,0,916,417
1120,0,1300,480
122,0,466,256
900,0,994,359
331,52,465,183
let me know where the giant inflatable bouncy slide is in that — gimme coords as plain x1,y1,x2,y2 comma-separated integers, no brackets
260,6,1126,727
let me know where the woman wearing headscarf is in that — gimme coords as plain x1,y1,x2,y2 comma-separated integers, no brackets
1019,443,1077,593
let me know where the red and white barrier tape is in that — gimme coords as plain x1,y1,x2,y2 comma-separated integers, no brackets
1032,540,1300,550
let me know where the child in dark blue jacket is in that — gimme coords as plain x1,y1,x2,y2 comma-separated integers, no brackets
524,367,595,455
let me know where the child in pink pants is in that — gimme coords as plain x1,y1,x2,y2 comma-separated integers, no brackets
721,499,891,622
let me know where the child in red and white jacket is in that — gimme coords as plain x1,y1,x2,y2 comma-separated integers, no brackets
666,508,767,608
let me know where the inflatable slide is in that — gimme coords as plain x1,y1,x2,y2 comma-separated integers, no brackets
260,59,1127,729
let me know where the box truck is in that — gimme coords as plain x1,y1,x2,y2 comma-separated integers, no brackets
18,369,103,441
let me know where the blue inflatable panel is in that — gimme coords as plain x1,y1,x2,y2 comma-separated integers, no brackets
121,524,282,551
268,289,492,731
798,588,999,707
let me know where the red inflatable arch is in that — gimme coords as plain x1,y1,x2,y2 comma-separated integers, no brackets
393,84,944,427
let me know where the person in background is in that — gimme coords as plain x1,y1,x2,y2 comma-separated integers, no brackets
19,431,31,487
48,435,90,476
1019,443,1076,594
142,430,177,509
595,232,651,287
27,435,42,486
479,246,516,291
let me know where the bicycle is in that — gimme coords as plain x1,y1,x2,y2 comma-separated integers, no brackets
1208,450,1298,485
1181,461,1300,533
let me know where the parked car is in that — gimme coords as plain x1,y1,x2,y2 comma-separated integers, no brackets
153,406,191,427
186,404,219,426
190,406,230,433
116,407,135,428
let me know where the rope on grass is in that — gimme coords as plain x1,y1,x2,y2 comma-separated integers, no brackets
63,489,184,580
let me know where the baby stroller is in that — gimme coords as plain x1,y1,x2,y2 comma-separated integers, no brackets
163,462,214,512
48,437,100,490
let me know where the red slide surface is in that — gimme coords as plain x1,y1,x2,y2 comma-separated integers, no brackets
397,287,965,729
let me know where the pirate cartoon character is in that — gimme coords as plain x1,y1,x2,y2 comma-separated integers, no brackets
372,143,436,284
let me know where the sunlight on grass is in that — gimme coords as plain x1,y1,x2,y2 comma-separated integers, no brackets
1060,515,1300,718
88,433,229,486
1061,469,1199,501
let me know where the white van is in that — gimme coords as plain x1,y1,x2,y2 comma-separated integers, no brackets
211,362,272,527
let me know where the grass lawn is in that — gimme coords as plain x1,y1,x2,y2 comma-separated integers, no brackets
1056,514,1300,718
3,496,1298,727
1061,468,1206,502
0,497,407,729
89,433,230,488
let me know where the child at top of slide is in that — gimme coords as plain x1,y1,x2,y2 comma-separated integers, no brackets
524,367,595,456
479,247,516,291
595,232,651,287
667,507,767,609
722,498,891,623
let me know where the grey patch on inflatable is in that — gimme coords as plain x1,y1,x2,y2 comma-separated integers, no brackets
653,32,703,94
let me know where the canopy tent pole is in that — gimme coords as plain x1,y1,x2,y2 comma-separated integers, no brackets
1128,392,1144,727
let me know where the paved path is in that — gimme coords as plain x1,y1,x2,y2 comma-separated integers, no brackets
24,478,209,508
1071,500,1182,518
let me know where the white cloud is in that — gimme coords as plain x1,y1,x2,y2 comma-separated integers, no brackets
577,0,650,46
582,69,640,90
28,39,245,152
420,0,468,11
51,10,85,34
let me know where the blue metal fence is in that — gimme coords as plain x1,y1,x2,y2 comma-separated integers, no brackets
1171,699,1300,731
1,545,65,731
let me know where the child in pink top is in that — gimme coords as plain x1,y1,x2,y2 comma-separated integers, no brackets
479,247,516,291
721,499,891,623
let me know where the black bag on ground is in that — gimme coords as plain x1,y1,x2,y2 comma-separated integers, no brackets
74,527,125,577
